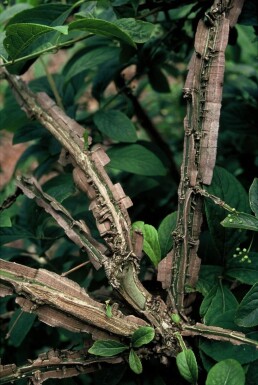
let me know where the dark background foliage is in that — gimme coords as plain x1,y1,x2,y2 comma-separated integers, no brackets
0,0,258,384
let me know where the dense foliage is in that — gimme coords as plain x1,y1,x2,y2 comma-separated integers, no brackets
0,1,258,384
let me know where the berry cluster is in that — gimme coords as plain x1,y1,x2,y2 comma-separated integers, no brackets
233,247,251,263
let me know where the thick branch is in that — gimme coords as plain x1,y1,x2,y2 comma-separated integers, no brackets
167,0,245,314
0,259,146,337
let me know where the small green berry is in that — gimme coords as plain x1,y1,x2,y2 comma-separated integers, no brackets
244,255,248,260
243,248,247,252
233,254,237,258
236,247,240,251
229,219,233,223
248,260,252,264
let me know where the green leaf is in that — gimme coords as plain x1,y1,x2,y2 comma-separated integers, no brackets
249,178,258,216
129,349,142,374
6,4,71,26
221,212,258,231
0,212,12,227
226,252,258,285
200,333,258,365
69,17,155,47
113,18,155,43
235,283,258,327
206,359,245,385
176,349,198,384
8,309,36,348
88,340,128,356
131,326,155,348
196,265,223,296
132,221,161,266
0,3,33,24
200,283,238,325
246,359,258,385
158,211,177,258
205,166,249,258
63,45,119,81
107,144,167,176
4,23,68,60
93,110,137,143
0,226,35,246
43,174,76,203
69,18,136,47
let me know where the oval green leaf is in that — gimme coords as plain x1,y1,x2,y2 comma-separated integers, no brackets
132,221,161,266
107,144,167,177
176,349,198,384
131,326,155,348
206,359,245,385
158,211,177,258
235,283,258,327
4,23,68,60
69,18,136,47
94,110,137,143
129,349,142,374
221,212,258,232
88,340,128,357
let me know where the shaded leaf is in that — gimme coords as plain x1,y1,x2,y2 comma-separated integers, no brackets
43,174,76,203
206,359,245,385
94,110,137,143
0,226,35,246
176,349,198,384
131,326,155,348
196,265,223,296
200,283,238,325
205,167,249,258
148,67,170,93
129,349,142,374
249,178,258,216
5,3,71,26
200,333,258,365
88,340,128,356
235,283,258,327
8,309,36,348
226,252,258,285
0,3,32,24
107,144,167,176
63,45,119,81
0,212,12,227
158,211,177,258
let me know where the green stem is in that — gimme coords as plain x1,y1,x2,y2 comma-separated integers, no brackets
40,57,64,110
